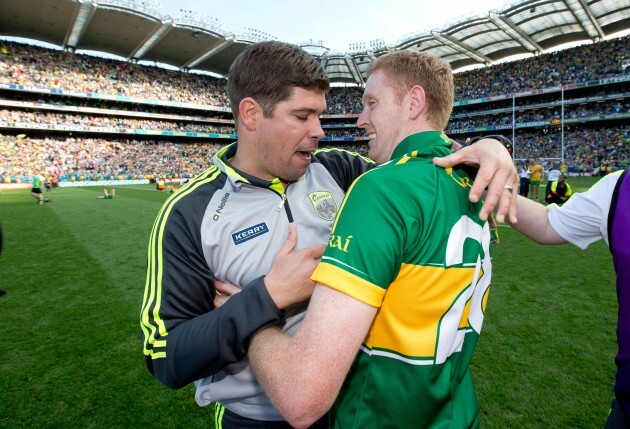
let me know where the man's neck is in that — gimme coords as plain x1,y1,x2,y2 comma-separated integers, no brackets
228,143,287,185
229,143,266,180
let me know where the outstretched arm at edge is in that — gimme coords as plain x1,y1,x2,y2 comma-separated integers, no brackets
510,195,567,245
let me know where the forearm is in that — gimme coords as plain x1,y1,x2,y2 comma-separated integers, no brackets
510,196,567,244
249,327,342,429
249,285,373,429
145,276,283,389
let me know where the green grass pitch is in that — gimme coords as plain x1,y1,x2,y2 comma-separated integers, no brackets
0,176,616,428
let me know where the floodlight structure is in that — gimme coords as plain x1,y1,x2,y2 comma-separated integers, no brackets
176,8,224,34
369,39,385,50
237,27,277,43
99,0,162,18
298,39,330,56
348,42,366,52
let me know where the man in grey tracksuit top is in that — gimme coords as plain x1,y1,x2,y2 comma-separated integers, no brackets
141,140,374,423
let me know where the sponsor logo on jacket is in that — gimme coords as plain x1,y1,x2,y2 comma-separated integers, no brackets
213,192,230,221
308,191,337,221
232,222,269,245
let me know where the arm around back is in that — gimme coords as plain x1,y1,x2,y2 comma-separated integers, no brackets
249,284,377,428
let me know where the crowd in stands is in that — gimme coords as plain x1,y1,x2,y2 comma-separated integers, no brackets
0,109,235,134
0,35,628,183
2,36,626,109
2,124,624,184
323,129,368,139
507,125,629,169
6,101,625,138
0,92,233,118
326,87,364,114
0,135,370,183
564,101,628,118
447,101,629,130
451,83,629,117
454,36,628,100
0,41,229,107
0,135,225,182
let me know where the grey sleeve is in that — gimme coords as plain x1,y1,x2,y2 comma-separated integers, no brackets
141,192,283,389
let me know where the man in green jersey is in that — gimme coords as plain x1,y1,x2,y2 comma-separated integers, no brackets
247,50,493,428
31,172,50,205
97,188,115,200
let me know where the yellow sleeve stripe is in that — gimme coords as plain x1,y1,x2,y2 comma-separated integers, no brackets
395,155,411,165
140,166,222,359
312,262,385,307
314,146,375,164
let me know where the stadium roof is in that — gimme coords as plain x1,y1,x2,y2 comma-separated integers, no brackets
0,0,628,84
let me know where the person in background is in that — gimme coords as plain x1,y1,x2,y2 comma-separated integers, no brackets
31,172,50,205
545,174,573,205
97,188,115,200
165,182,178,193
560,163,567,176
489,212,500,243
545,163,561,199
528,158,544,201
519,161,531,197
156,177,165,191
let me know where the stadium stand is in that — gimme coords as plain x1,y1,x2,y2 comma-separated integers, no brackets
0,135,224,182
0,35,628,184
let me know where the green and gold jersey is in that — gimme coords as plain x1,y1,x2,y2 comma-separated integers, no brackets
312,131,492,428
529,164,543,181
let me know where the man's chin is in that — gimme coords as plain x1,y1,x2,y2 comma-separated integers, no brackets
282,167,308,183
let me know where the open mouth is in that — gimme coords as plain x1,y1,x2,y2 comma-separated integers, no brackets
295,151,312,161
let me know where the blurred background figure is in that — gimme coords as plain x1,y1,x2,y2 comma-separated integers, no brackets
97,189,115,200
31,171,51,205
545,174,573,205
545,163,561,200
156,177,166,191
489,212,500,244
528,158,545,201
518,162,530,197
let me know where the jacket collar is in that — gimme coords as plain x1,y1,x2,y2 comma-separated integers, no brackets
213,142,287,193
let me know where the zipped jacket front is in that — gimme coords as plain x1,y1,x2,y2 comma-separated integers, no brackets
141,142,374,421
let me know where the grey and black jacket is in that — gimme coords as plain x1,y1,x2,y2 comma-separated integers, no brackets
141,142,374,421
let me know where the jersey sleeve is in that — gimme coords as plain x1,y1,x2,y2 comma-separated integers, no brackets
312,148,375,191
140,187,283,389
548,171,621,249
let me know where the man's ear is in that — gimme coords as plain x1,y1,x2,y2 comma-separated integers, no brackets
409,85,426,120
239,97,260,132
